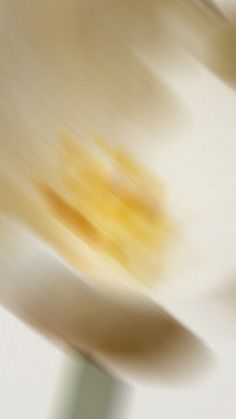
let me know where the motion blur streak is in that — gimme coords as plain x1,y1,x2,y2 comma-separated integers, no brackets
2,2,234,418
0,216,212,385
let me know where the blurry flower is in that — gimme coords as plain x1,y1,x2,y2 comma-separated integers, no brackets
3,0,234,384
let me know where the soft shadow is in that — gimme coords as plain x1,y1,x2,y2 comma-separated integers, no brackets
0,215,212,385
2,0,183,147
203,15,236,89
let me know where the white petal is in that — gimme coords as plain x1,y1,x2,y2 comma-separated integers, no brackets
0,215,211,383
0,0,235,304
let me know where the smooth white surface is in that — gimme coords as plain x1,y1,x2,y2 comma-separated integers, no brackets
0,307,64,419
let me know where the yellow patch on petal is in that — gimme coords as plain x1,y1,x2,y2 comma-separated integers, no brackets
38,134,172,285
